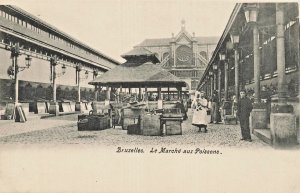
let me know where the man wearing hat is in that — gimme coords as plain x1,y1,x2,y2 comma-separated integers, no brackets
237,90,253,142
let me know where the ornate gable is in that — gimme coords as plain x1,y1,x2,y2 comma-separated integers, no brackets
177,34,191,44
174,19,193,44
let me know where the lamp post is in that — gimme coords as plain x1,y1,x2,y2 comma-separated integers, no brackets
50,56,58,102
93,69,99,101
11,44,21,105
217,60,222,103
230,31,240,100
244,3,260,103
209,70,214,97
49,56,66,115
76,64,89,112
9,44,32,105
219,52,226,101
213,63,218,92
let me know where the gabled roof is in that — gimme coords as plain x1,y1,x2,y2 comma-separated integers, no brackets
121,47,153,57
136,38,171,47
121,47,160,63
89,62,186,87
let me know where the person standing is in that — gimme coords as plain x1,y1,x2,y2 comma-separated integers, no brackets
192,91,209,132
210,90,219,123
231,95,238,124
237,90,253,142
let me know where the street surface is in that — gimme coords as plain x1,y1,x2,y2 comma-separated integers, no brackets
0,110,272,149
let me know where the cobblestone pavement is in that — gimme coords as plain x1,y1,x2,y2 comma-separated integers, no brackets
0,110,274,149
0,114,76,138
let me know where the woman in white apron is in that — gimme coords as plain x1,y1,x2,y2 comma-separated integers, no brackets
192,91,209,132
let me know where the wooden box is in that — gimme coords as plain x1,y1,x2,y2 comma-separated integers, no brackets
164,119,182,135
87,116,109,130
77,119,89,131
141,114,162,136
123,116,139,130
127,124,141,135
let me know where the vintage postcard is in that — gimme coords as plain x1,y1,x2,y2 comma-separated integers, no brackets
0,0,299,192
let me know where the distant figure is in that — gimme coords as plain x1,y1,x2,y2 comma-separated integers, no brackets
237,90,253,142
192,91,209,132
210,90,219,123
231,95,238,123
261,85,271,123
176,99,188,120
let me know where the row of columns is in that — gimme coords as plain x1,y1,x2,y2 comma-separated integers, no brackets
203,4,288,105
8,44,98,115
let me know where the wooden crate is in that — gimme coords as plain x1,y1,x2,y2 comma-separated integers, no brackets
123,116,139,130
127,124,141,135
77,119,89,131
141,114,162,136
87,116,109,130
165,120,182,135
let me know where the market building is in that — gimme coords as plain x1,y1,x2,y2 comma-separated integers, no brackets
131,20,218,93
198,3,299,147
0,5,120,117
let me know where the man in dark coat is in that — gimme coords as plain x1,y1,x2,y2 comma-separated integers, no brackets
237,90,253,142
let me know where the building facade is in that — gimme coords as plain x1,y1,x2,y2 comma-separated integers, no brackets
0,5,119,113
132,20,218,92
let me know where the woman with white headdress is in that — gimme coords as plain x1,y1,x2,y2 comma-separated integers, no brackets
191,91,209,132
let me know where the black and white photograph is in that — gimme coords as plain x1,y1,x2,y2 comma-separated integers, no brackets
0,0,299,192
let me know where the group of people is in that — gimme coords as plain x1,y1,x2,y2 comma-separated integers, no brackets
191,90,253,142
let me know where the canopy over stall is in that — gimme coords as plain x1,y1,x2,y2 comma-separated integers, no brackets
88,62,186,88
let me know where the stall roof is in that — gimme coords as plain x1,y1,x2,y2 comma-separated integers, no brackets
89,62,187,88
121,47,160,64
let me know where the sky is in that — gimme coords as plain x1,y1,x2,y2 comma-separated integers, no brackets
5,0,237,63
